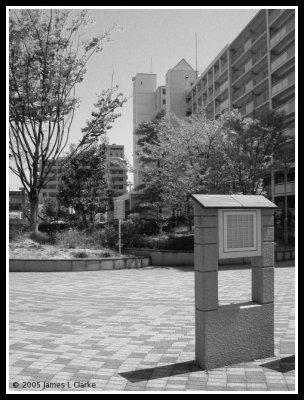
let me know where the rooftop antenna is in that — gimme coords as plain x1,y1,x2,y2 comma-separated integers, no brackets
110,67,114,89
195,32,198,79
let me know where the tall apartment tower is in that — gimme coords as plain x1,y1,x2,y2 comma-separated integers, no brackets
155,85,167,114
166,59,197,117
105,144,128,197
132,59,197,189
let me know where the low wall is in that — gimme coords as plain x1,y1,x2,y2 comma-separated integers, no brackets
126,248,295,266
9,256,150,272
126,248,251,267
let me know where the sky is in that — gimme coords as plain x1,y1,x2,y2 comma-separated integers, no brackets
9,6,261,189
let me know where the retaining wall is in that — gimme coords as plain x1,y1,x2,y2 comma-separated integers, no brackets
125,248,251,266
9,256,150,272
126,248,294,266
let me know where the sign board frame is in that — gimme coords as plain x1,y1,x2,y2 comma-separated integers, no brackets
218,209,262,259
114,199,125,220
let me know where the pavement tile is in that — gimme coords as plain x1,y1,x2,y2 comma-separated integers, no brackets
9,267,295,392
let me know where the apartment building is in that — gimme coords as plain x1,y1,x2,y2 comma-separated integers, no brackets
9,187,27,211
39,157,65,208
39,144,128,209
133,8,295,210
105,144,128,197
185,8,295,209
132,59,197,187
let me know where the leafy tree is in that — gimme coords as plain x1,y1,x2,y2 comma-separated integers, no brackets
57,143,109,224
9,9,126,233
218,109,289,194
135,109,291,231
272,134,295,244
40,198,58,221
134,110,169,218
135,112,224,226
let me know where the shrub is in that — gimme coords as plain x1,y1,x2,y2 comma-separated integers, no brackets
166,234,194,251
38,221,70,234
122,214,161,236
123,233,194,251
55,228,93,249
73,251,88,258
30,231,53,244
99,250,112,257
9,221,30,241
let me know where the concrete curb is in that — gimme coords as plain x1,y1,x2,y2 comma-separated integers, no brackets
9,256,150,272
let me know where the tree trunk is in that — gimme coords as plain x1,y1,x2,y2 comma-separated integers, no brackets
30,192,39,234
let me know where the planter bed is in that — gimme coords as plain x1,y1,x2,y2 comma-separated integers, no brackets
9,256,150,272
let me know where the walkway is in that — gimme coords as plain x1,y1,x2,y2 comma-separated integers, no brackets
9,265,295,392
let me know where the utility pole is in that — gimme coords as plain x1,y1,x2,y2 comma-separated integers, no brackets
195,33,198,79
110,67,114,89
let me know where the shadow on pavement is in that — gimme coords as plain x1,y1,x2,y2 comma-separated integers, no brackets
119,360,200,382
142,266,194,272
260,355,295,373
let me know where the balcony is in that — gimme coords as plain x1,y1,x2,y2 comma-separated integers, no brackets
234,70,268,102
231,27,266,65
270,17,295,48
215,98,229,114
272,71,295,96
232,51,267,83
264,182,295,198
283,126,295,137
271,45,295,71
254,91,269,108
214,80,229,98
269,9,283,25
252,48,267,65
240,92,269,116
275,98,295,115
221,60,228,72
245,101,254,115
214,68,220,80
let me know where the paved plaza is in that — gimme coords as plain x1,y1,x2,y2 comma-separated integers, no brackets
9,264,295,392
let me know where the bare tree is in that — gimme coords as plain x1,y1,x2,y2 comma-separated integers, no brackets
9,9,126,232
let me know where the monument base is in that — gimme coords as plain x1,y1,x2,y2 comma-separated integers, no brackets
195,302,274,370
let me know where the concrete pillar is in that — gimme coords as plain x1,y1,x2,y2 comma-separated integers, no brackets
251,208,275,304
194,205,219,368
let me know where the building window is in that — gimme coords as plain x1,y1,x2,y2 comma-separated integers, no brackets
162,88,166,95
162,99,166,105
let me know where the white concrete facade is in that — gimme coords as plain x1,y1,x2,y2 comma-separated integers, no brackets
165,59,197,117
132,59,196,189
